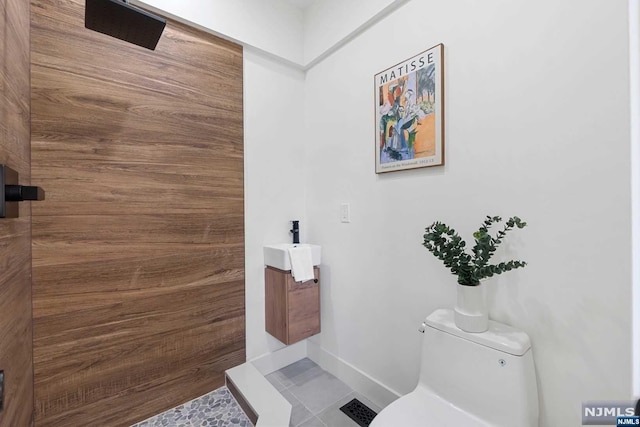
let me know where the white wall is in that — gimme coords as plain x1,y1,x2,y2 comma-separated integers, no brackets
244,48,307,359
303,0,632,425
302,0,406,65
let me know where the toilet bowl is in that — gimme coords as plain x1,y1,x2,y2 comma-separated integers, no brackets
370,309,538,427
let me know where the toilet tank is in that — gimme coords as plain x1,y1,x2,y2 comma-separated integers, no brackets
420,309,539,427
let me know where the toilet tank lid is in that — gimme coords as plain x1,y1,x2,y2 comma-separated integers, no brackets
425,309,532,356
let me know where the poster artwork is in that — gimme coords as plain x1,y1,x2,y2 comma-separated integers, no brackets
375,44,444,173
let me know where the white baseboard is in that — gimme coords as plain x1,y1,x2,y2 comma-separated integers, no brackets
306,340,402,410
249,340,308,375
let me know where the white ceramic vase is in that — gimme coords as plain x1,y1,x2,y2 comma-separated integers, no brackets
454,282,488,333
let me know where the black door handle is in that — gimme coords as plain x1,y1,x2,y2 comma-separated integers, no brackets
5,185,45,202
1,164,46,218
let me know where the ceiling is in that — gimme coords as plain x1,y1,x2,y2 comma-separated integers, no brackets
287,0,316,9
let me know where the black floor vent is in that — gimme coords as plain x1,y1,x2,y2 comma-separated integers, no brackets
339,398,378,427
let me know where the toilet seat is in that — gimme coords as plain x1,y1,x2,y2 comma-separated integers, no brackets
370,385,492,427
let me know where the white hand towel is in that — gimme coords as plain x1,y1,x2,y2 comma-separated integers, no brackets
288,246,315,282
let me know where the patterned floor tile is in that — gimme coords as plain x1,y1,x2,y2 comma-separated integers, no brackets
131,386,253,427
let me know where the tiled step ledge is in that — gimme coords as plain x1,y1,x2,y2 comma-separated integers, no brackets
225,341,307,426
225,362,292,427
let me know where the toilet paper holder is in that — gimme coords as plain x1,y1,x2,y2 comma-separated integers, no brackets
1,164,45,218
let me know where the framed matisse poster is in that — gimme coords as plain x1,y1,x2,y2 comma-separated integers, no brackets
375,43,444,173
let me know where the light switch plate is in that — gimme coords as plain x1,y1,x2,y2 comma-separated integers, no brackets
340,203,350,223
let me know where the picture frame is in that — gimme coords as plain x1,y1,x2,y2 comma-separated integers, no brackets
375,43,444,173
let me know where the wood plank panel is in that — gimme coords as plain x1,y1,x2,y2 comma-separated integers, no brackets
265,267,321,345
265,267,288,344
0,0,34,425
288,269,321,344
30,0,245,425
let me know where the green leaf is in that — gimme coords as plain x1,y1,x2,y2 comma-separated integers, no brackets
423,215,527,284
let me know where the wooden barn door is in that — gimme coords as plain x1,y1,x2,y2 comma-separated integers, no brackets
0,0,35,425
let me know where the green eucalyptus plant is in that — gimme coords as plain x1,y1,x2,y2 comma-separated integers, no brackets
422,215,527,286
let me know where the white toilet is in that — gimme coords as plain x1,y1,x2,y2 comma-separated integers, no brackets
370,308,538,427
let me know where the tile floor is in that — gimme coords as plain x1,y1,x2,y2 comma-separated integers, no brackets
130,358,380,427
265,358,381,427
130,386,253,427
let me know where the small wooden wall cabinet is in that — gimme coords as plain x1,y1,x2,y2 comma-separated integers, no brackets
265,266,320,345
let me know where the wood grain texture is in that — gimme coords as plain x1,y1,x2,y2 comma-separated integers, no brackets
0,0,35,425
265,267,289,344
30,0,245,425
265,267,320,345
287,269,320,344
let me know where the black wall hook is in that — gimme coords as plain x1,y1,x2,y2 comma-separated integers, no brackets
1,164,45,218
